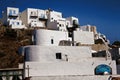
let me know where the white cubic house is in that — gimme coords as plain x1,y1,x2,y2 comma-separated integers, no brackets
20,8,47,28
47,10,72,31
1,7,26,29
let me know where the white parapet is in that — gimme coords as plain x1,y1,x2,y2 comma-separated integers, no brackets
30,75,111,80
23,46,92,62
73,31,94,45
24,60,116,77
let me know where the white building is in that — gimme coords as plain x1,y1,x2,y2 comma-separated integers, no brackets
1,7,26,29
33,29,70,46
1,7,80,30
47,10,72,31
47,10,62,22
19,28,117,80
20,8,47,28
21,46,116,77
7,7,117,80
32,29,94,46
73,30,94,45
66,16,79,27
81,25,97,34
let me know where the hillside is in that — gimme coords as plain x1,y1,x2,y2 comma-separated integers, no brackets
0,27,33,68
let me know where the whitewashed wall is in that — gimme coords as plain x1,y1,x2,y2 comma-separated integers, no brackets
73,31,94,44
48,11,62,22
25,60,116,77
33,29,70,46
30,75,111,80
24,46,91,62
7,7,19,17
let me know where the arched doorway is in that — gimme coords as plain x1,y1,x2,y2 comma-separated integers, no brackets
95,64,112,75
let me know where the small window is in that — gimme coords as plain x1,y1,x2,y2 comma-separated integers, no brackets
56,53,62,59
41,14,45,18
51,39,54,44
51,18,53,20
13,10,16,14
34,12,36,15
13,17,16,20
17,22,19,25
9,9,12,15
12,22,14,25
59,24,61,27
67,22,69,25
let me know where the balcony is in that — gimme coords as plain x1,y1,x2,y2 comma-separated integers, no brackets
8,13,18,17
30,13,38,18
30,21,45,27
39,15,47,21
8,20,27,29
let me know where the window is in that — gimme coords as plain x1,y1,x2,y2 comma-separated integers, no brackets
31,12,33,14
51,39,54,44
17,22,19,25
56,53,62,59
57,15,61,17
12,22,14,25
41,14,45,18
67,22,69,25
51,18,53,20
12,17,16,20
9,9,12,15
13,10,16,14
34,12,36,15
59,24,61,27
65,54,68,61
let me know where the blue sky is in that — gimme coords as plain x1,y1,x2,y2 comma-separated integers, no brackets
0,0,120,43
